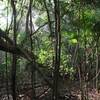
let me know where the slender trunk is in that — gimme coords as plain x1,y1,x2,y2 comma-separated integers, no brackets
53,0,61,100
5,53,9,100
96,40,99,92
12,54,17,100
11,1,17,100
29,0,36,99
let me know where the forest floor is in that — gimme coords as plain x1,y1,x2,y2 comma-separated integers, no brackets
65,80,100,100
70,86,100,100
0,80,100,100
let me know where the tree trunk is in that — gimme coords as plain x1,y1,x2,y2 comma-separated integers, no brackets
53,0,61,100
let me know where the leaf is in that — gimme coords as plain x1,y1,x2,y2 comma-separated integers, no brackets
70,38,78,44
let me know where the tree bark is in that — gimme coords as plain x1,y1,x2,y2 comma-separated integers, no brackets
53,0,61,100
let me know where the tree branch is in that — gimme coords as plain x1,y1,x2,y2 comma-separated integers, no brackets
30,21,54,36
0,29,53,88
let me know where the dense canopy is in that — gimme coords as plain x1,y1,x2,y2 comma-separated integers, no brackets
0,0,100,100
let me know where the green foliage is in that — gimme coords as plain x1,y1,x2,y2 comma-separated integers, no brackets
38,49,48,64
17,32,26,44
95,8,100,21
0,63,6,72
69,38,78,44
0,0,100,82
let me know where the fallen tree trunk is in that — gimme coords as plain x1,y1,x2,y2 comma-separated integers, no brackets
0,38,36,61
0,29,53,88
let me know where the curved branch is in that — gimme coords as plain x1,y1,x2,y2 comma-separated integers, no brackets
0,28,36,61
0,29,53,88
0,38,36,61
30,21,54,36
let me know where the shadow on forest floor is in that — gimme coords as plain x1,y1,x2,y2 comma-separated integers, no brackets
0,80,100,100
63,80,100,100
